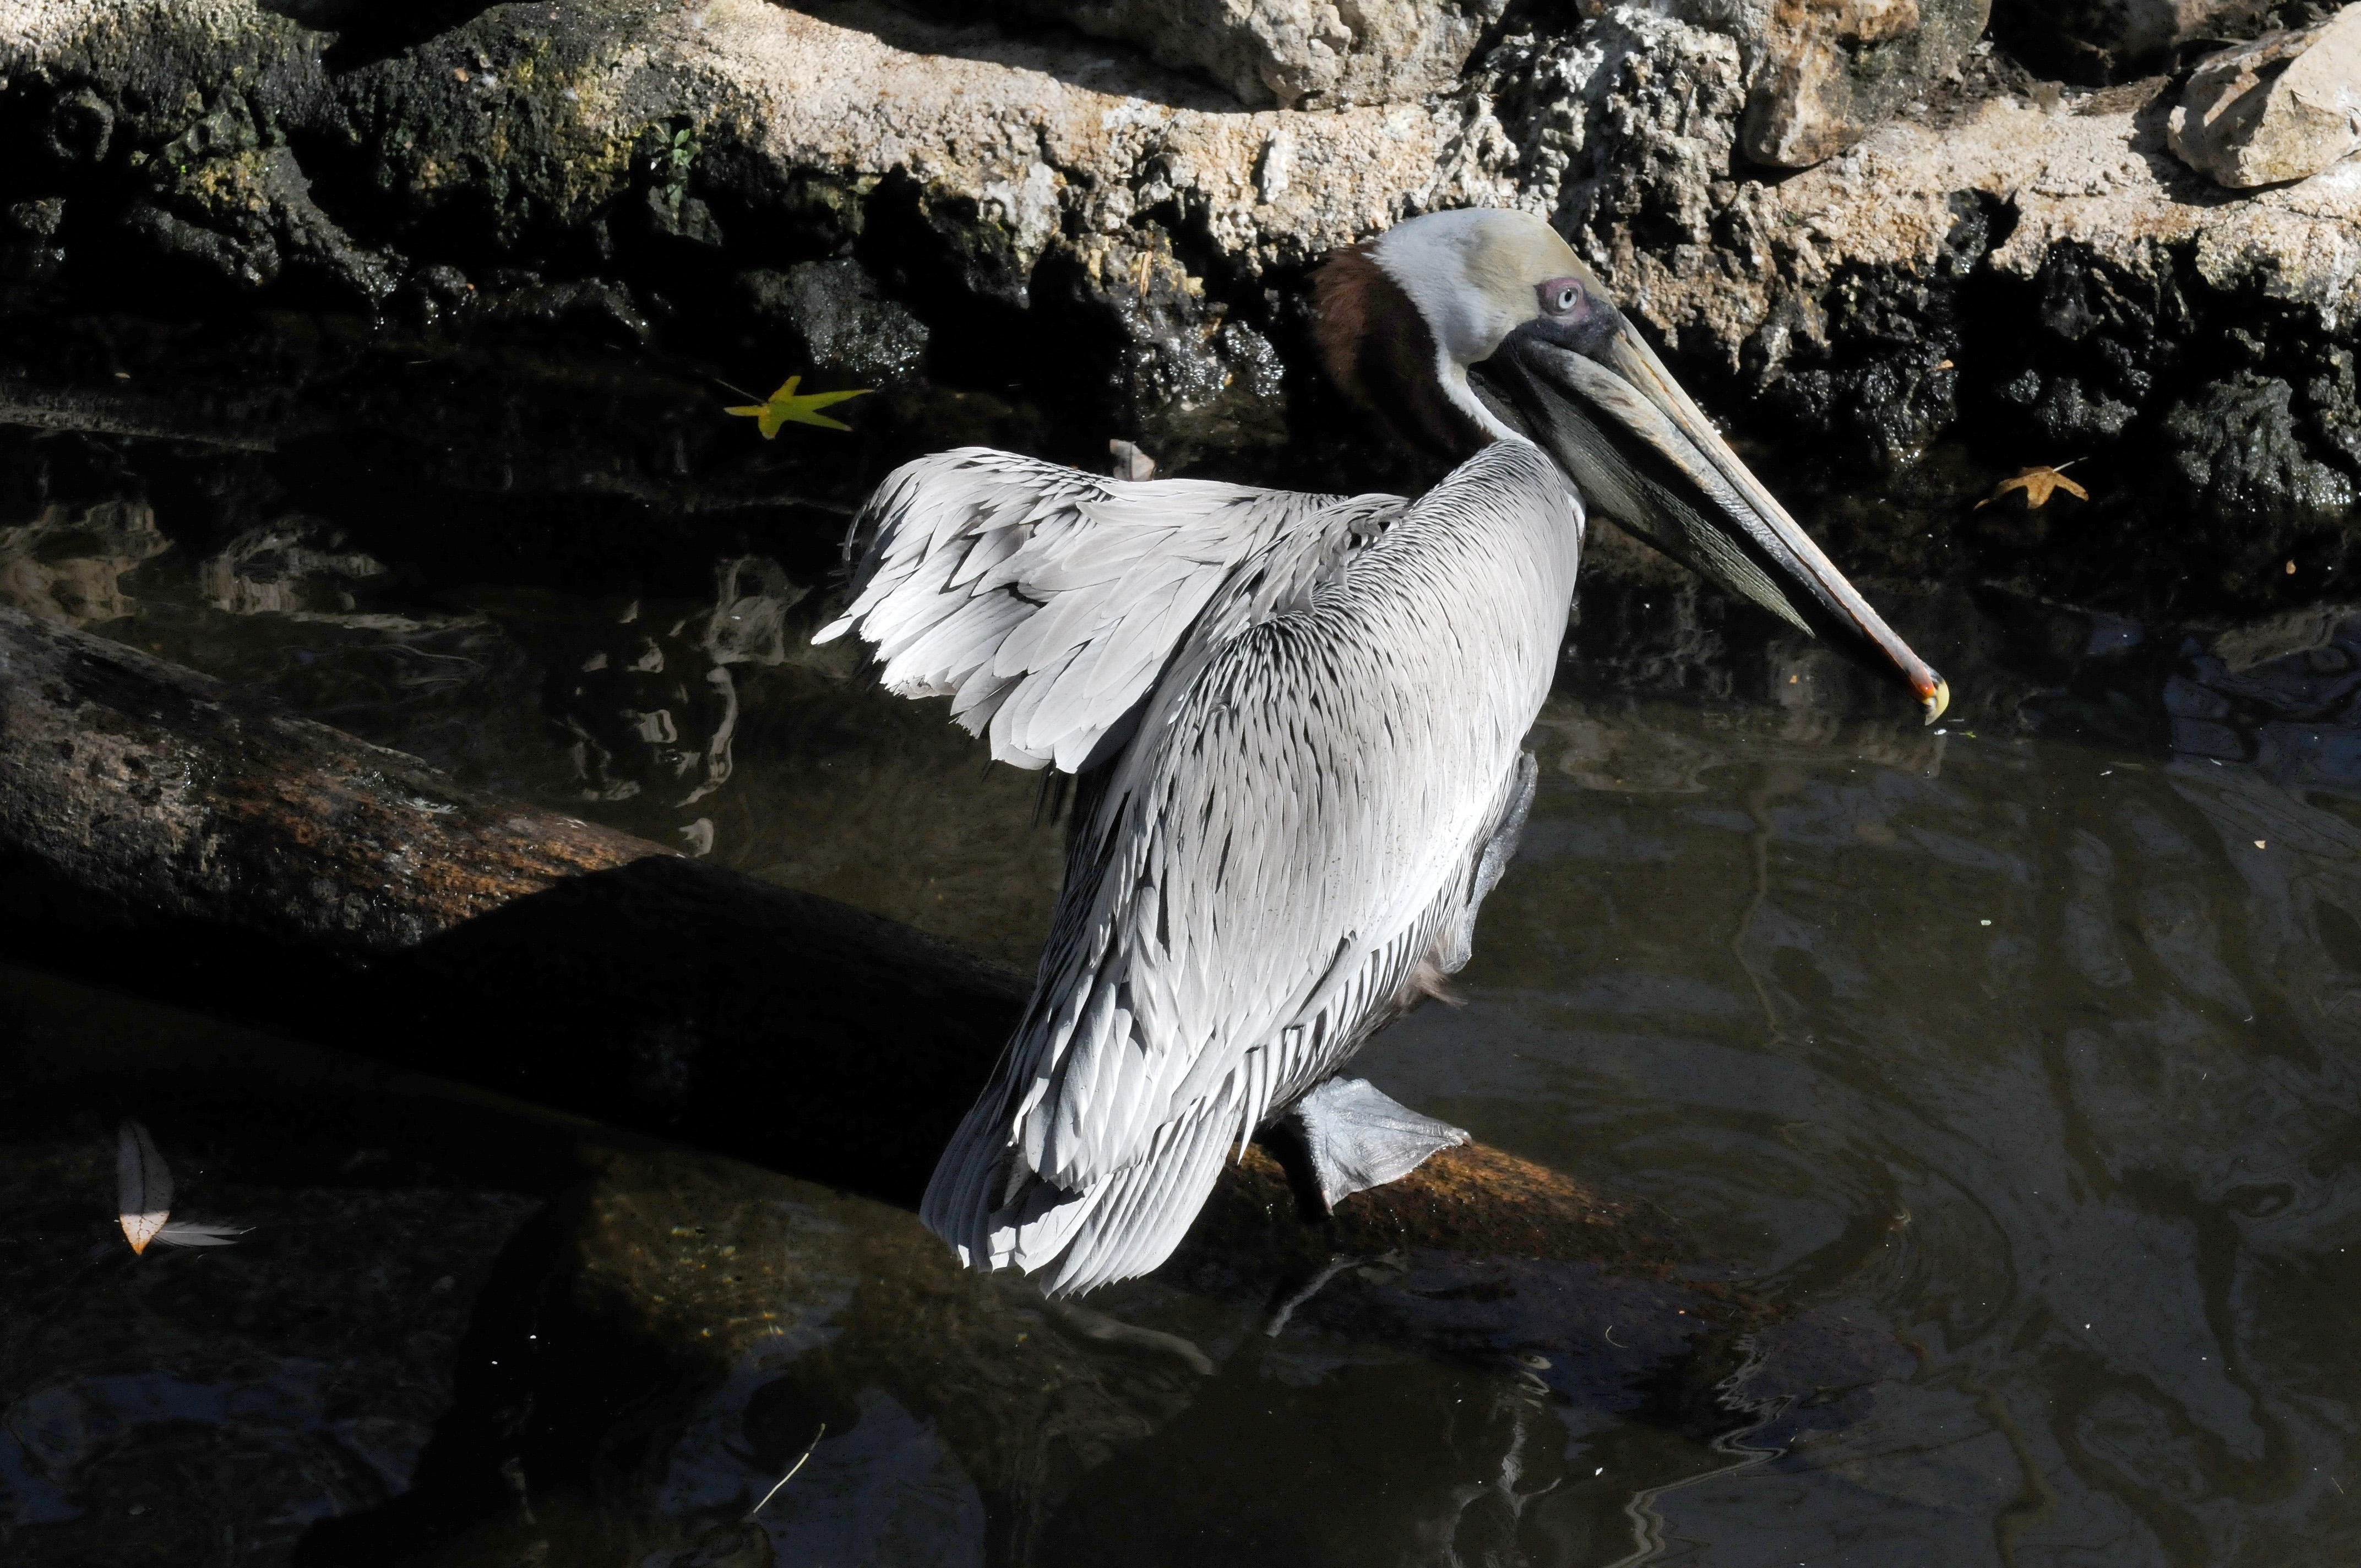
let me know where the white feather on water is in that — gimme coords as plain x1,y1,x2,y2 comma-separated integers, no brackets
149,1219,251,1248
116,1118,172,1254
116,1118,249,1253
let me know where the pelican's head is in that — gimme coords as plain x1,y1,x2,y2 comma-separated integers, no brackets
1315,208,1947,723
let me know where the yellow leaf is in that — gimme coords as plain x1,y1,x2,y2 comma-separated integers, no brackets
724,375,872,438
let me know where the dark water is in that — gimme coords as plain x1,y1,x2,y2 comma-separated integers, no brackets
5,344,2361,1565
1370,694,2361,1562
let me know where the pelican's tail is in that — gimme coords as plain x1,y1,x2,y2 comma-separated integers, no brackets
921,1086,1243,1298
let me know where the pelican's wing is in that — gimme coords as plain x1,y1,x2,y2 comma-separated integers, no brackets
924,442,1585,1294
814,448,1363,772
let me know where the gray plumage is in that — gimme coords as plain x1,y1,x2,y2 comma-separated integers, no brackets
815,206,1945,1296
818,440,1584,1294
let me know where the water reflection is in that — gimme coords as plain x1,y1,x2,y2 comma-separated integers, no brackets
0,498,170,624
1357,676,2361,1562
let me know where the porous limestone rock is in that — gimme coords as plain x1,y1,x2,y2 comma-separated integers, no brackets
1492,12,2355,345
123,88,397,306
1010,0,1513,109
2168,5,2361,188
1475,6,2358,518
1661,0,1996,167
0,0,1529,286
0,0,2355,541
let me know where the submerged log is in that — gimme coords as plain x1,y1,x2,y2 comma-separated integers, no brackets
0,603,1682,1271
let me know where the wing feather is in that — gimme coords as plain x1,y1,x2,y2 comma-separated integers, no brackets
819,449,1353,772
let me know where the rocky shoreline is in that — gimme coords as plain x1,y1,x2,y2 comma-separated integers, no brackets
0,0,2355,613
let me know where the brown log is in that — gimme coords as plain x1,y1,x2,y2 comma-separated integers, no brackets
0,603,1682,1271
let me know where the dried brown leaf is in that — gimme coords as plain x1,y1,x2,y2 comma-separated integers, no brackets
1976,464,2090,510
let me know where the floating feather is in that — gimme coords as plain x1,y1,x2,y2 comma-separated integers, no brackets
742,1423,826,1524
116,1118,172,1254
116,1119,249,1254
150,1219,251,1249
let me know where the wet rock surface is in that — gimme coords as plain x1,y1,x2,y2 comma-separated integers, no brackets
739,257,931,386
1668,0,1998,168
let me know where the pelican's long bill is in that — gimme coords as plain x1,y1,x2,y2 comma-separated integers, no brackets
1474,320,1950,723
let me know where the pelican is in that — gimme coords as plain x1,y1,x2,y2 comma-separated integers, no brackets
815,208,1945,1296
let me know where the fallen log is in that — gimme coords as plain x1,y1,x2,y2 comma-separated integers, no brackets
0,602,1683,1272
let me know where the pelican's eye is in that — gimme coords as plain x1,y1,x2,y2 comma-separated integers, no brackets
1538,277,1587,318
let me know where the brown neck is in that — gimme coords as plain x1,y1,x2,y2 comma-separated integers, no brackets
1312,247,1496,462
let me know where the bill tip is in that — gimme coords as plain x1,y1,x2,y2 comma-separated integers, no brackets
1922,677,1951,725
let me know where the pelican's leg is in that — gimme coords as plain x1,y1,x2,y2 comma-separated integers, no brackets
1287,1076,1470,1212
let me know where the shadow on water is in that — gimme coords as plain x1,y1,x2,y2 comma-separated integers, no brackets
0,848,1027,1204
6,325,2361,1564
1,970,1820,1568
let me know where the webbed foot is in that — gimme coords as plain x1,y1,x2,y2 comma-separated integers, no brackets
1287,1076,1470,1212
